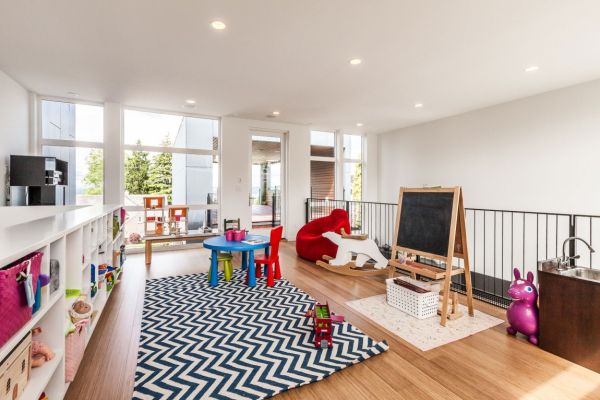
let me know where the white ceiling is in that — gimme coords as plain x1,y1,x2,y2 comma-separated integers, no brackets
2,1,600,134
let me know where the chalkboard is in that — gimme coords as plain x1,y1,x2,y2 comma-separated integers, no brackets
396,191,455,257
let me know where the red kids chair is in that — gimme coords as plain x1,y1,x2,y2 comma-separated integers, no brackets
249,226,283,287
295,209,351,262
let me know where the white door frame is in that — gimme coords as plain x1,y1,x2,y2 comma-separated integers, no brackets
248,129,288,237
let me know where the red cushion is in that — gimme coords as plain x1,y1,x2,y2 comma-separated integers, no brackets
295,209,351,262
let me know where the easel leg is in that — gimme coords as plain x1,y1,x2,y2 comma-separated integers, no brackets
439,275,451,326
464,269,474,316
451,291,458,314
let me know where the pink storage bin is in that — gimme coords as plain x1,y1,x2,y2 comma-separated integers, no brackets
225,230,234,241
233,230,246,241
65,320,89,383
0,252,43,347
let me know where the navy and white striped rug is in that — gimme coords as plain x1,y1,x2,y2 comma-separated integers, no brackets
133,269,389,399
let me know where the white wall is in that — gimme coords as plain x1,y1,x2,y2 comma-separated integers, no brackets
0,70,30,206
379,79,600,215
363,133,379,202
221,117,310,239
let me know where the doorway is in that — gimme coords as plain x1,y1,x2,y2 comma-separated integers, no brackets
250,133,285,234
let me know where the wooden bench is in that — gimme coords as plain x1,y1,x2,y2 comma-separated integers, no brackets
142,230,220,264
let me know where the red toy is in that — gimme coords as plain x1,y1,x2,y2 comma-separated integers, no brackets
296,209,351,262
305,301,345,348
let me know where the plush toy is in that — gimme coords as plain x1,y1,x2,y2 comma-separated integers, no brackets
31,327,55,368
506,268,539,345
69,298,93,323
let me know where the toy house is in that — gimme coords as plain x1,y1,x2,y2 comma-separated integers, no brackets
143,196,166,236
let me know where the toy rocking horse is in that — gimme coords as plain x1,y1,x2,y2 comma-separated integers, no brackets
316,229,394,277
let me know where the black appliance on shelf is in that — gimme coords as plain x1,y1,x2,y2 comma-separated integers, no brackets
9,155,69,206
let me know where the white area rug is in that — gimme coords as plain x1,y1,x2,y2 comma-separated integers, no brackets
346,294,504,351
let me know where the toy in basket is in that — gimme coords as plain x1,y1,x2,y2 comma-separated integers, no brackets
386,276,440,319
69,297,93,324
304,301,345,348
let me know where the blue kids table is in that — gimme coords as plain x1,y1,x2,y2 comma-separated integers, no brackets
203,234,270,287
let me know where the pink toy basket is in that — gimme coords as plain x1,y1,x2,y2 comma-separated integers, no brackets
0,252,43,347
233,230,246,241
65,320,89,383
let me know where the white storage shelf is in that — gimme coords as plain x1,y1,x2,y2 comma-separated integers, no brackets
0,205,123,400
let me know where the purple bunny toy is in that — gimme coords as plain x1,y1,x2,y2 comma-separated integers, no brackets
506,267,539,345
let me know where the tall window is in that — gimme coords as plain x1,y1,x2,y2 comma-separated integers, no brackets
40,100,104,205
342,134,362,201
310,130,335,199
122,109,219,245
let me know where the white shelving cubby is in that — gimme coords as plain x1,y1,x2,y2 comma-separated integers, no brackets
0,204,124,400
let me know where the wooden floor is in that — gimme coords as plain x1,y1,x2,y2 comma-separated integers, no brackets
65,242,600,400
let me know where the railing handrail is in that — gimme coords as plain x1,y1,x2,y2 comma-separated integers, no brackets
307,197,596,219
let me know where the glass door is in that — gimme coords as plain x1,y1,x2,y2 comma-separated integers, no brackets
250,133,284,235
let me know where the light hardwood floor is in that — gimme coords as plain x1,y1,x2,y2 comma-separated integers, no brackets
65,242,600,400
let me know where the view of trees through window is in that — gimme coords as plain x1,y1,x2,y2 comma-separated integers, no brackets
124,139,173,199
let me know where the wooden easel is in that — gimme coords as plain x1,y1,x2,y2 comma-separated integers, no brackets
389,187,474,326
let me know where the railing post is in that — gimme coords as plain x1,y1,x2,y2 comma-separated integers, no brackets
272,193,276,227
569,215,576,266
305,198,309,224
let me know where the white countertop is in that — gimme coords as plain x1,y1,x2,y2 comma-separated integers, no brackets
0,204,121,266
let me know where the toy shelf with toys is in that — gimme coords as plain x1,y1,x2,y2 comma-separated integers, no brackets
0,204,124,400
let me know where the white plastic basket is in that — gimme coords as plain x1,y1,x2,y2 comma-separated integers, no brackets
386,277,439,319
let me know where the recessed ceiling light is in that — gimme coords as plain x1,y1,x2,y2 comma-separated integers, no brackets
349,58,363,66
211,20,226,30
356,123,363,127
414,103,424,108
525,65,539,73
272,111,280,116
185,99,196,105
67,91,79,97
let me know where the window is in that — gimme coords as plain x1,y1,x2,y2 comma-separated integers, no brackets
310,130,335,198
122,109,219,246
40,100,104,205
342,134,362,201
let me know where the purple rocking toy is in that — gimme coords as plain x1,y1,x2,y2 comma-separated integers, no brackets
506,267,539,345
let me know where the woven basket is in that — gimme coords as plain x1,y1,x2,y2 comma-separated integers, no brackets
0,252,43,347
65,320,89,383
386,277,439,319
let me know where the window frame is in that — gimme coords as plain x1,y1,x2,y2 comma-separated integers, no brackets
341,133,364,201
37,95,106,204
310,130,337,199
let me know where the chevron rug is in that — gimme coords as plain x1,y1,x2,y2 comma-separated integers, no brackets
133,270,389,400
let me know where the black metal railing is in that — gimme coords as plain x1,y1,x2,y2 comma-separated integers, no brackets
305,198,600,308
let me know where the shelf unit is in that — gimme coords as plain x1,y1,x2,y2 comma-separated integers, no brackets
0,204,124,400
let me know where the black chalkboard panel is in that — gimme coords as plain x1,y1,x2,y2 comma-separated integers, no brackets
397,192,454,257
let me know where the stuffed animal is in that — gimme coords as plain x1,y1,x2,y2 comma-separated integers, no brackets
322,231,388,269
31,327,55,368
506,268,539,345
69,298,93,323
